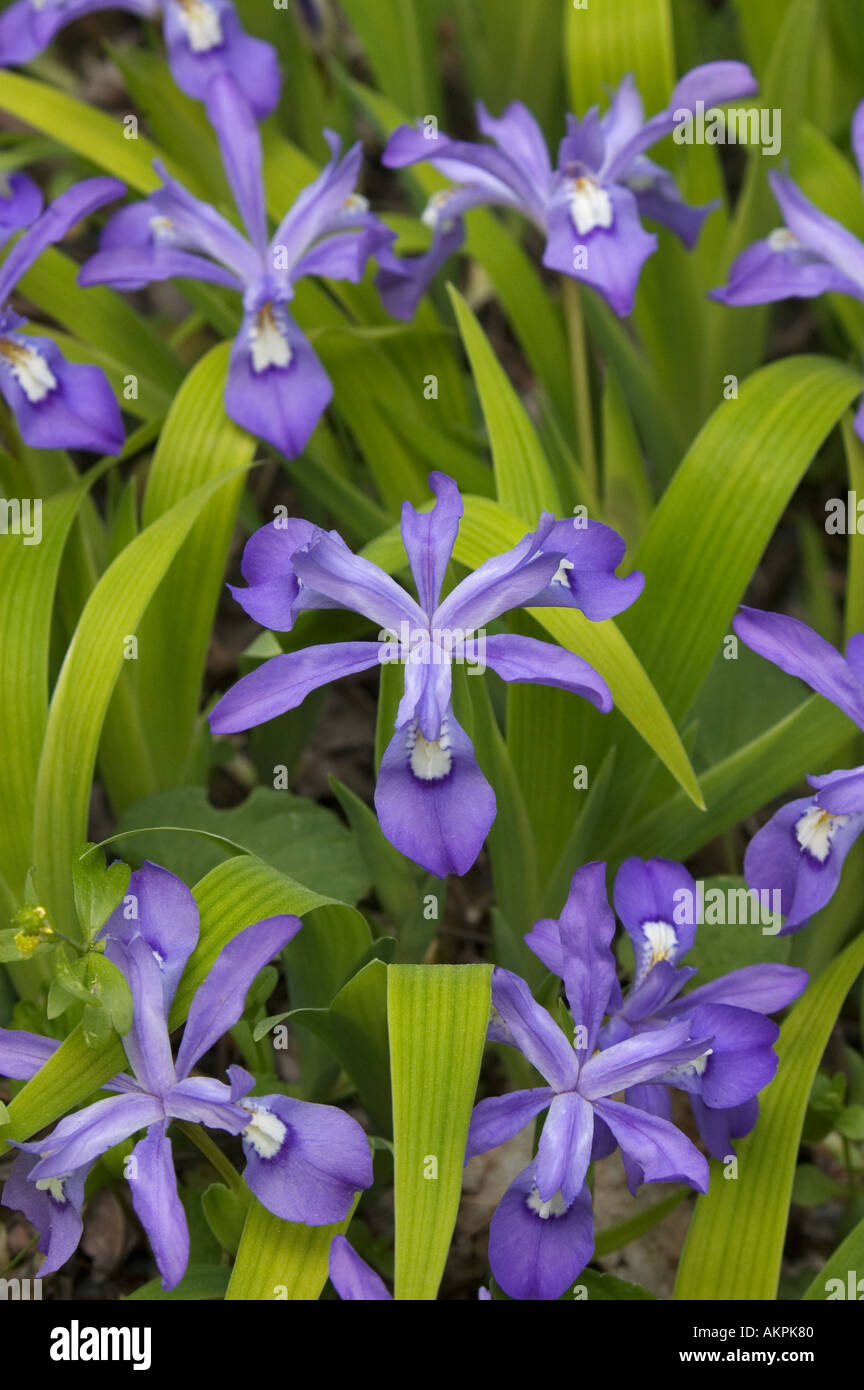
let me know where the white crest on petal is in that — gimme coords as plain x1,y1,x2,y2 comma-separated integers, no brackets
35,1175,68,1204
149,214,176,244
526,1186,568,1220
641,919,679,969
241,1102,287,1159
176,0,224,53
768,227,799,253
250,303,292,373
421,190,457,230
551,557,574,588
408,722,453,781
795,805,849,863
566,177,613,237
0,337,57,403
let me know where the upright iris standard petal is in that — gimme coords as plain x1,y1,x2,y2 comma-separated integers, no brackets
400,470,464,614
240,1094,373,1224
174,915,302,1079
101,860,199,1012
127,1123,189,1291
204,71,268,254
554,863,618,1056
489,969,579,1093
489,1166,594,1302
374,704,497,878
329,1236,393,1301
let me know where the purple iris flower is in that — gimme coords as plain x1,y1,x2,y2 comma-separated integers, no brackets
328,1235,392,1301
712,101,864,438
0,0,280,117
732,606,864,931
0,177,125,454
79,74,394,460
526,858,807,1168
376,62,757,320
208,471,643,878
0,171,42,242
0,862,373,1288
466,864,711,1301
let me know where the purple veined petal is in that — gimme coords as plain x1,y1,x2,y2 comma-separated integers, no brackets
433,517,559,632
127,1122,189,1291
400,471,463,614
209,641,383,735
543,179,657,317
394,649,453,743
1,1151,88,1278
591,1112,618,1161
553,863,618,1057
625,156,717,249
0,172,42,239
475,99,553,205
161,0,281,119
241,1093,372,1224
101,861,199,1017
744,794,864,932
811,764,864,814
734,606,864,729
489,968,579,1093
846,632,864,684
0,1027,59,1080
147,161,262,284
374,704,496,877
465,1087,555,1161
103,937,176,1096
598,74,645,166
382,123,543,224
480,634,612,712
376,214,465,322
0,176,125,304
292,532,424,631
535,1090,594,1206
690,1095,758,1161
613,856,698,983
0,0,158,65
769,172,864,295
592,1096,709,1192
329,1235,392,1301
684,1003,779,1110
174,915,302,1080
616,959,695,1024
488,1165,594,1302
666,962,808,1016
0,333,124,455
604,61,759,179
25,1093,163,1180
78,235,245,294
228,517,344,632
557,110,606,179
580,1017,713,1101
292,218,396,285
527,517,645,620
617,1081,672,1193
524,916,564,977
164,1076,249,1133
269,131,366,274
204,73,267,255
710,233,864,307
224,304,334,460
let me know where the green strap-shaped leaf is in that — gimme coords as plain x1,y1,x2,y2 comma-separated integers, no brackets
564,0,675,117
447,285,561,518
226,1197,355,1302
123,343,254,790
802,1212,864,1300
389,963,492,1299
674,930,864,1299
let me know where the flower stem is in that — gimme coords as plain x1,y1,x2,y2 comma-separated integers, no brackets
562,275,599,501
176,1121,246,1195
